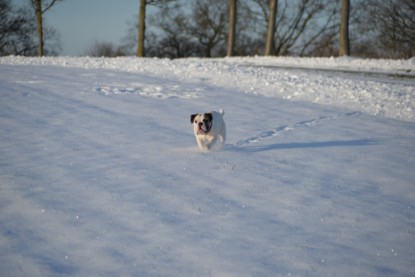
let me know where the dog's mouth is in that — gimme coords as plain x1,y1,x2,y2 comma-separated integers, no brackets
197,128,206,135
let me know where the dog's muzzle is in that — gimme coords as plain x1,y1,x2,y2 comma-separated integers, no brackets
197,122,211,135
197,127,206,135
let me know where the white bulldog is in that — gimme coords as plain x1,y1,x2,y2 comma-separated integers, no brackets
190,109,226,150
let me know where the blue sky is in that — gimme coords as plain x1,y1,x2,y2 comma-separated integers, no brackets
16,0,140,56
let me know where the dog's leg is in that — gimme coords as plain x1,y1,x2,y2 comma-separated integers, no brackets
197,137,209,150
210,136,218,147
219,123,226,146
196,138,204,150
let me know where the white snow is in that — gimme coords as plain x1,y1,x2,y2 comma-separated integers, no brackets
0,56,414,276
2,56,414,122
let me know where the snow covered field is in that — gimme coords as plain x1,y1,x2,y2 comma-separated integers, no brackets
0,56,414,276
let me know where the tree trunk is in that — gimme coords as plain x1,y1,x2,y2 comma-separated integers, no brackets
339,0,350,56
227,0,237,57
265,0,278,56
136,0,146,57
34,0,43,57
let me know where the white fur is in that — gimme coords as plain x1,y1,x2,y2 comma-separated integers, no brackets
191,109,226,150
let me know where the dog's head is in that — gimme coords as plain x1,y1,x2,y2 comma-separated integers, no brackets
190,113,213,135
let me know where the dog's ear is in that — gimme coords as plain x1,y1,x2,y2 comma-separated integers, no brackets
205,113,213,122
190,114,197,124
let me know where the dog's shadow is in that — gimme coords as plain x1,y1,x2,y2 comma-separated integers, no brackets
226,139,378,152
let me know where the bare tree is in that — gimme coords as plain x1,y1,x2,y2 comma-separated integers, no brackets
249,0,339,56
136,0,146,57
188,0,229,57
1,0,60,56
364,0,415,58
264,0,277,55
228,0,265,55
339,0,350,56
29,0,62,56
150,0,257,58
135,0,177,57
0,0,32,55
227,0,237,56
146,1,199,58
149,0,228,57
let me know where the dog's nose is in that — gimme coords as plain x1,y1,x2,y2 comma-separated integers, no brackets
198,122,203,127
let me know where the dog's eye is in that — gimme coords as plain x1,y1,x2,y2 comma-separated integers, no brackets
203,119,209,123
194,120,198,123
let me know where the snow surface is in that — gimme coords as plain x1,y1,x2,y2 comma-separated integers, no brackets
0,56,414,276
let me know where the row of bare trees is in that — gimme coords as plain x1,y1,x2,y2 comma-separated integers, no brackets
130,0,413,59
1,0,414,59
133,0,343,58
